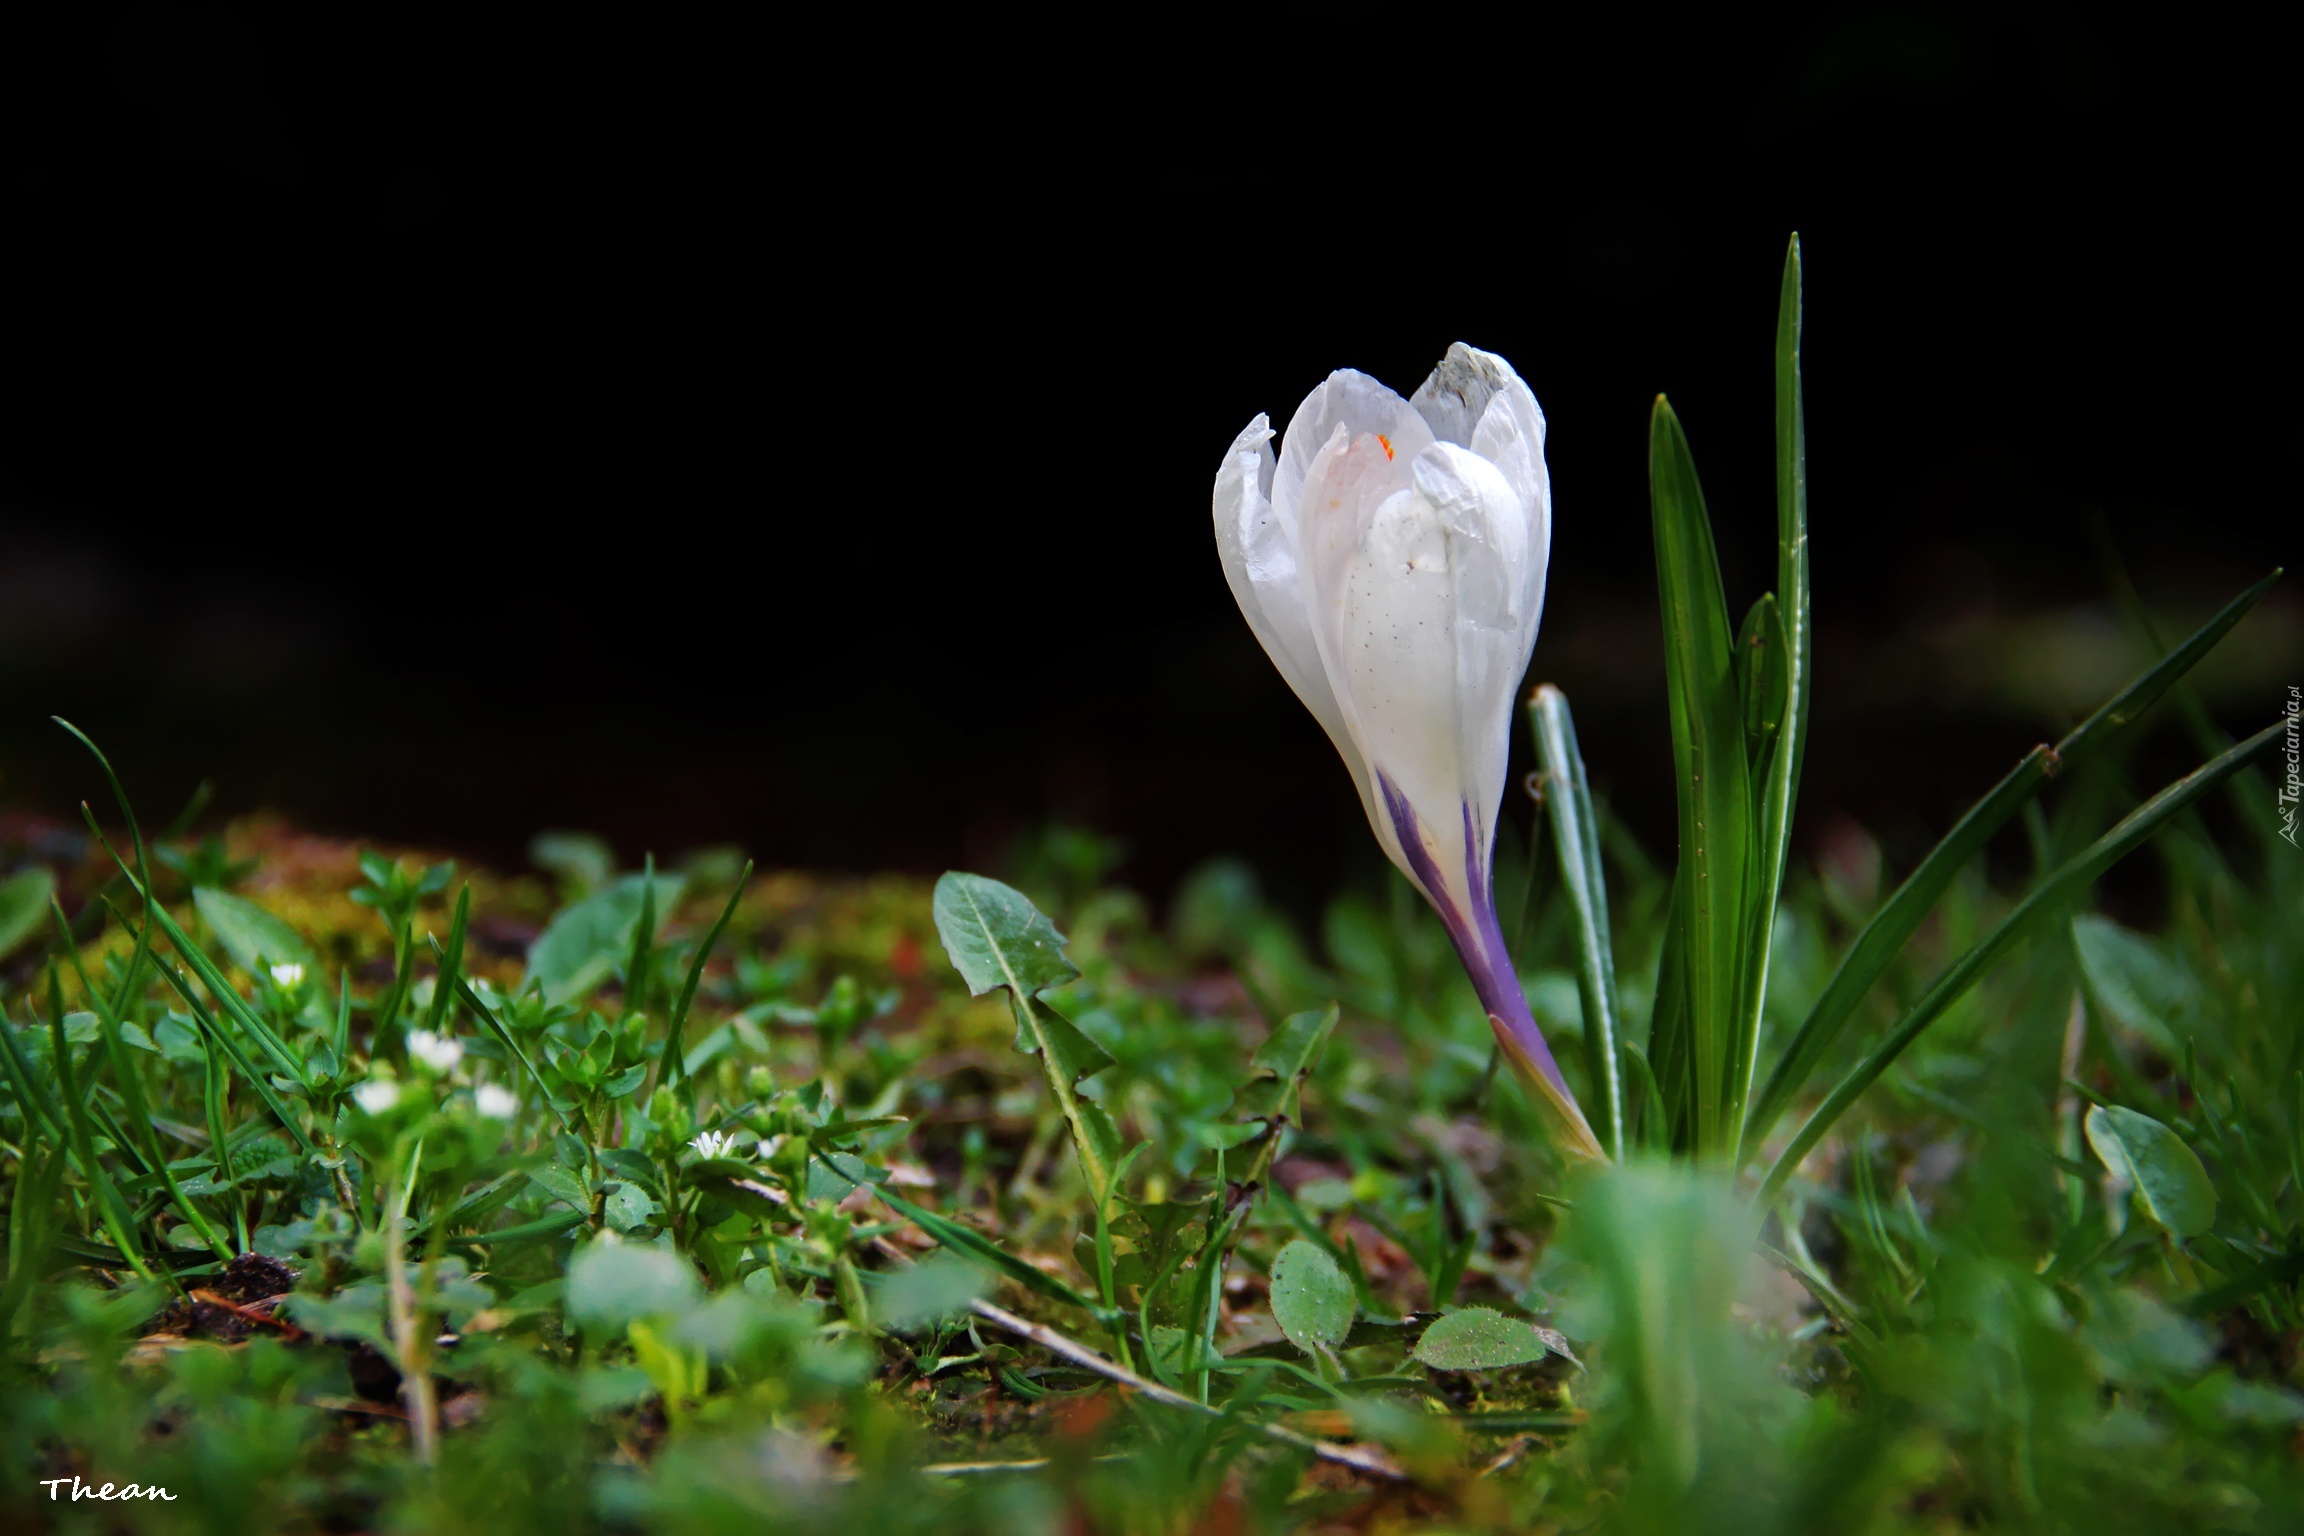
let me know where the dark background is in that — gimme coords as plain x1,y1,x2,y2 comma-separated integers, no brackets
1,6,2293,916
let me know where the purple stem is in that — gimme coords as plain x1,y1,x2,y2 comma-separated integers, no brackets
1377,773,1578,1102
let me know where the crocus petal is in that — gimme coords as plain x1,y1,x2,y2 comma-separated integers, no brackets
1212,413,1383,836
1300,429,1531,905
1273,369,1436,541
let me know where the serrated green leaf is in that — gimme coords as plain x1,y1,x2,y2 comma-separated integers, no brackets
193,887,317,977
934,872,1118,1202
1412,1307,1561,1371
1235,1005,1338,1121
2087,1104,2217,1238
933,872,1080,997
1269,1238,1354,1354
1011,992,1115,1082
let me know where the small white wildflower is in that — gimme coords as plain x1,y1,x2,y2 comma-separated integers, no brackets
269,962,305,987
353,1080,401,1115
474,1083,519,1120
689,1130,740,1161
407,1029,464,1073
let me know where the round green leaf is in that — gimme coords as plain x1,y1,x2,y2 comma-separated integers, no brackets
1269,1239,1354,1354
2086,1104,2216,1239
567,1239,702,1331
1412,1307,1560,1371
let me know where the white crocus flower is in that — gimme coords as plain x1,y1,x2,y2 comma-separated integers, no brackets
1214,344,1599,1159
406,1029,464,1074
474,1083,520,1120
353,1079,401,1115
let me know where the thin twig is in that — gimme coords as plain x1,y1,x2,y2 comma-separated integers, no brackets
188,1289,306,1342
868,1236,1400,1480
966,1295,1403,1480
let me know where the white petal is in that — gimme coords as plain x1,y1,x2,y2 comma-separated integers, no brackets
1212,411,1384,836
1412,444,1538,846
1273,369,1436,540
1300,433,1535,905
1296,422,1440,884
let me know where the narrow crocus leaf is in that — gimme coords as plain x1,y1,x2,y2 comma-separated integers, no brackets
1735,593,1789,764
1650,396,1752,1159
932,872,1120,1201
1759,715,2288,1203
1742,566,2281,1162
1529,685,1626,1158
1732,237,1812,1155
2086,1104,2216,1239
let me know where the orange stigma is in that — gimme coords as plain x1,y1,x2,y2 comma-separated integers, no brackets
1376,434,1394,461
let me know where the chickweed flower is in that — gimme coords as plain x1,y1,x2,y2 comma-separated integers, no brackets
1213,344,1600,1158
269,962,305,987
406,1029,464,1074
689,1130,743,1161
474,1083,519,1120
353,1079,402,1115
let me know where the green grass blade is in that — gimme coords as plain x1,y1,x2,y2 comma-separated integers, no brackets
449,1209,590,1252
1728,237,1812,1153
1758,717,2289,1203
44,967,151,1279
422,886,471,1037
1528,685,1625,1159
54,898,230,1261
620,854,659,1024
1742,567,2282,1161
80,824,309,1090
866,1178,1101,1315
150,956,317,1156
2180,1249,2304,1316
1649,397,1753,1158
0,1140,69,1334
661,861,752,1096
450,972,580,1134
